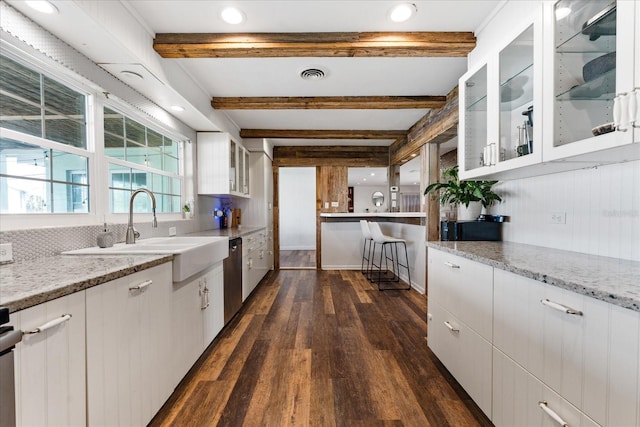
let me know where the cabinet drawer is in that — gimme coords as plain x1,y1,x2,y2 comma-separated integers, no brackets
494,268,640,426
493,348,599,427
428,301,492,418
428,248,493,340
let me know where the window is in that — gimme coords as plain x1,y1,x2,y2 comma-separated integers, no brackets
0,53,184,219
104,107,182,213
0,54,90,214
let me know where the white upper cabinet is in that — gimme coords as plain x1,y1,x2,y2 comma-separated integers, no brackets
460,0,640,180
460,8,544,180
542,0,639,162
197,132,250,197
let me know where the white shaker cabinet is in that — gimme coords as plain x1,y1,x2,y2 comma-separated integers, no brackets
197,132,250,197
86,262,173,427
10,291,86,427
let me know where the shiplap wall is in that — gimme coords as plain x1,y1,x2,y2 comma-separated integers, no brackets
488,160,640,261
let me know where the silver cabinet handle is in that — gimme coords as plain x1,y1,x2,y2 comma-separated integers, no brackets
538,401,568,426
24,314,72,335
540,299,583,316
444,262,460,269
444,321,459,333
129,279,153,291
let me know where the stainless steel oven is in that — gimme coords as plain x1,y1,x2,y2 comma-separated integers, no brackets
0,307,22,426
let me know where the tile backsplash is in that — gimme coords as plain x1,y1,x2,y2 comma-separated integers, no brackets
490,160,640,261
0,220,202,263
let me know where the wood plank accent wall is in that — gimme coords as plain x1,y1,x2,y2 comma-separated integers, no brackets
273,146,389,167
318,166,349,214
389,86,459,165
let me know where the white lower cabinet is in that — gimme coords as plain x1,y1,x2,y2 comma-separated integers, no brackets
242,230,268,301
428,302,492,416
172,262,225,383
86,262,173,427
11,291,86,427
493,348,599,427
202,263,224,348
494,268,640,426
428,247,640,427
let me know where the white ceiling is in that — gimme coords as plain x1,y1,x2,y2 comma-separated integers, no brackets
5,0,502,147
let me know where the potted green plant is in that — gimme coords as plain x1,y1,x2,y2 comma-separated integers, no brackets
423,165,501,220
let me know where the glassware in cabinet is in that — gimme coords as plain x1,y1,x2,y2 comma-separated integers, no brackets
499,25,535,163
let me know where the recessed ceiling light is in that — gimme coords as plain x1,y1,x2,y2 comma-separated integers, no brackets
555,6,571,20
26,0,58,14
119,70,144,80
221,7,245,24
389,3,417,23
410,153,417,157
370,172,375,176
170,105,185,112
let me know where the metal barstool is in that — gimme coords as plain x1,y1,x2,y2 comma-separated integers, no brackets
367,221,411,291
359,220,374,279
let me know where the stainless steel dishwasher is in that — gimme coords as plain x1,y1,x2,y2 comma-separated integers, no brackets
223,237,243,324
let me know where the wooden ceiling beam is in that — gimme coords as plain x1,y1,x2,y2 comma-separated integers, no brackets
389,86,459,165
154,32,476,58
240,129,406,140
212,96,446,110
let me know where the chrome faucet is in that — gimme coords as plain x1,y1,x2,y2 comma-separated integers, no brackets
126,188,158,244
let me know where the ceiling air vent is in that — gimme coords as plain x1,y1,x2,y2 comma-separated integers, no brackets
300,68,326,81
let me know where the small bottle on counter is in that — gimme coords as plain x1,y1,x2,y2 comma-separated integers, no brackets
97,223,114,248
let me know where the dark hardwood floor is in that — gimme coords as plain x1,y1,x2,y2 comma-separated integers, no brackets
150,270,492,427
280,250,316,269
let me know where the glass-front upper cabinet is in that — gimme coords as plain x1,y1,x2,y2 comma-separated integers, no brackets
229,139,237,192
543,0,638,161
498,25,540,165
460,64,488,176
459,14,542,180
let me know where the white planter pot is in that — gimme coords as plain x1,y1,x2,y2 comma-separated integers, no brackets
457,201,482,221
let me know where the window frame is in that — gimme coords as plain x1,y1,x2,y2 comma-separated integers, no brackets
0,50,188,230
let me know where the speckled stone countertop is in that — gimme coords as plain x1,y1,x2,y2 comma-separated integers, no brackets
427,241,640,312
0,254,172,313
189,226,266,239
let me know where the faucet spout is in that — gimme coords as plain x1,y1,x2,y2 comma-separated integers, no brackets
126,188,157,244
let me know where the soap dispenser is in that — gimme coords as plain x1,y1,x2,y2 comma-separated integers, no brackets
97,223,114,248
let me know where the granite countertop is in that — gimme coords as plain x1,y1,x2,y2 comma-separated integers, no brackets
189,226,266,239
427,241,640,312
0,254,173,313
320,212,426,217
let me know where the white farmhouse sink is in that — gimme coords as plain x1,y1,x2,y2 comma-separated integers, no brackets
64,236,229,282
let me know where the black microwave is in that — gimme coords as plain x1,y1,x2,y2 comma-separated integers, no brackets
441,220,502,241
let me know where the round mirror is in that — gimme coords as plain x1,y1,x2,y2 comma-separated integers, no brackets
372,191,384,207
